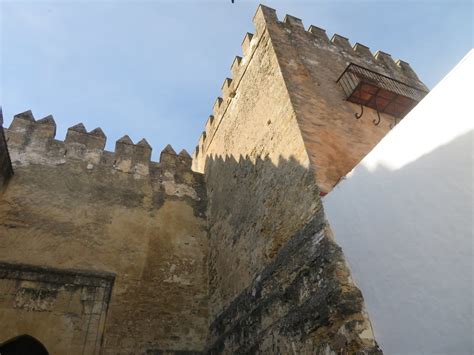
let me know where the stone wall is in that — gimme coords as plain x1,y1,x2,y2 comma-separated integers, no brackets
205,155,380,353
193,5,382,353
0,261,114,354
0,111,209,354
200,17,311,321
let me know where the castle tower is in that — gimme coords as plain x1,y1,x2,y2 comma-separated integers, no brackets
193,5,428,195
192,5,427,353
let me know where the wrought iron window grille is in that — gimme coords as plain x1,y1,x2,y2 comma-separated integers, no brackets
337,63,428,126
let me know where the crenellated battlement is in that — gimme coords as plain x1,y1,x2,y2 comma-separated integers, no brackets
192,4,428,177
274,9,424,86
5,110,194,180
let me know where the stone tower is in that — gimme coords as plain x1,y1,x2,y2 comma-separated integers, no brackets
191,4,427,354
0,5,427,354
193,5,427,194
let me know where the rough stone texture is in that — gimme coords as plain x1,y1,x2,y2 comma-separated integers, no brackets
0,262,114,354
207,222,380,354
202,28,312,321
0,113,209,354
204,154,380,352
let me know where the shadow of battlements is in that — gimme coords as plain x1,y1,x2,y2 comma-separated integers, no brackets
202,153,323,247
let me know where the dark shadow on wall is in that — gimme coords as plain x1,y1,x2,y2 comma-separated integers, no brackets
324,130,473,355
0,335,49,355
201,153,382,354
204,154,321,250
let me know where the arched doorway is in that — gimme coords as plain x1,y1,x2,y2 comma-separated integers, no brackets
0,335,49,355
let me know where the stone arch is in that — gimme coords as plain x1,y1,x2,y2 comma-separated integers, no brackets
0,334,49,355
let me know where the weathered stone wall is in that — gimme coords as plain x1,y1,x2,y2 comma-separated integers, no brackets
0,111,209,354
0,262,114,354
193,5,381,353
198,13,311,321
207,221,380,354
205,156,380,353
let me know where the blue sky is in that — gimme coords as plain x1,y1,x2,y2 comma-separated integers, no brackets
1,0,472,159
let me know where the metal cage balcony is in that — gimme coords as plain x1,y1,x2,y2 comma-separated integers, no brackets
337,63,428,119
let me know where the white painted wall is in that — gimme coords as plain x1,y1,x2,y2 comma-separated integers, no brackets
324,50,473,355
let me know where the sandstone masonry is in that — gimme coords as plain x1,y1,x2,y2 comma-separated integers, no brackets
0,111,208,354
